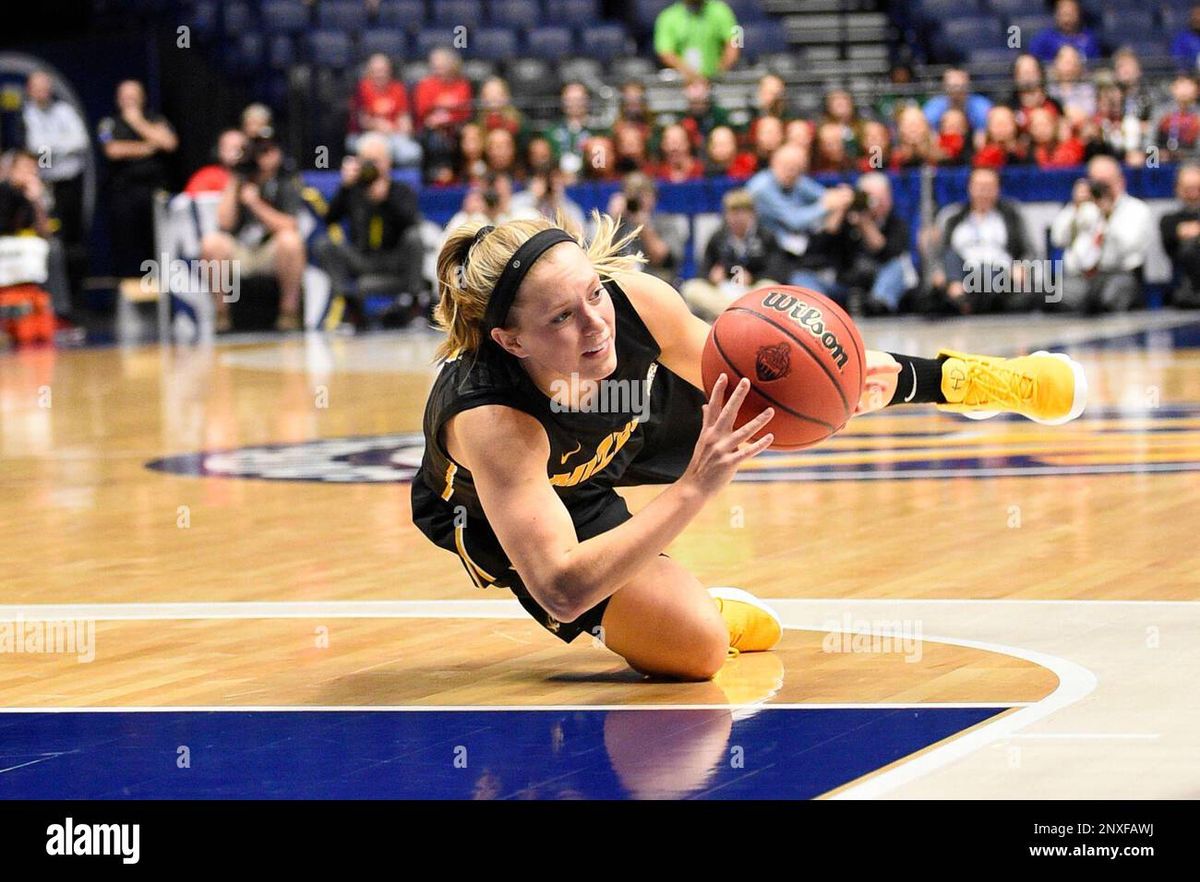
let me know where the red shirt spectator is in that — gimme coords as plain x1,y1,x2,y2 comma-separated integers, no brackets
183,129,245,195
651,124,705,182
413,47,472,133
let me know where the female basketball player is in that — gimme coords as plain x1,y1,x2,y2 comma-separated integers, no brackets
411,214,1085,681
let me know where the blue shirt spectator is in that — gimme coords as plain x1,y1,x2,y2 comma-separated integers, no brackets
746,145,830,238
923,68,993,133
1172,5,1200,72
1028,0,1100,63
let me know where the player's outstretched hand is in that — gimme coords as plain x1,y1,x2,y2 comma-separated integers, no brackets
682,374,774,497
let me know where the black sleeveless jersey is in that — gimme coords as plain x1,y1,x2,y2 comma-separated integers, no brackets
411,276,705,535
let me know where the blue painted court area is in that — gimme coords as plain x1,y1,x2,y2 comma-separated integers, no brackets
0,707,1005,799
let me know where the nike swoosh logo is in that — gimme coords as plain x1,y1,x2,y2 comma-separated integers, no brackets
560,441,582,464
903,363,917,403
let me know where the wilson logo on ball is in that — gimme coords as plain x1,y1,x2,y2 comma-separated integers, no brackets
761,291,849,370
755,342,791,381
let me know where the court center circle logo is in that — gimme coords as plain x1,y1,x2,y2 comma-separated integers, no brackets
145,403,1200,483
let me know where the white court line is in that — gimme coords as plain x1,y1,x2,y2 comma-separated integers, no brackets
1006,733,1160,740
0,598,1098,796
829,626,1097,800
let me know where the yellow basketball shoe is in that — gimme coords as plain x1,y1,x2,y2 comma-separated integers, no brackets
936,349,1087,425
709,587,782,654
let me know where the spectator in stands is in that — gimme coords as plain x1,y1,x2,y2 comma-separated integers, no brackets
346,53,421,170
1029,0,1100,64
0,148,71,320
441,173,520,240
241,103,273,140
22,71,88,267
816,172,914,315
923,166,1032,315
1081,73,1144,165
97,79,177,278
681,188,788,321
890,106,938,169
748,74,788,145
612,122,651,175
876,61,925,122
545,82,600,179
1113,48,1156,138
581,135,620,182
525,136,555,176
1029,106,1084,168
654,0,740,83
510,166,586,235
936,108,972,167
615,81,656,145
1159,163,1200,307
812,121,854,174
677,78,731,152
1171,3,1200,73
185,129,247,195
923,68,992,135
414,47,473,184
1050,155,1151,313
484,128,522,181
1048,46,1097,128
474,77,528,146
649,123,704,182
857,120,891,172
974,106,1031,168
1011,54,1064,137
704,125,756,179
1154,74,1200,163
746,142,854,291
751,116,785,168
784,119,813,153
314,132,423,329
820,89,866,159
607,172,689,284
457,123,488,185
201,136,305,332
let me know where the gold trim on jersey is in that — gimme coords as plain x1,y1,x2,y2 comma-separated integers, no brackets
454,524,497,588
440,461,457,501
549,415,641,487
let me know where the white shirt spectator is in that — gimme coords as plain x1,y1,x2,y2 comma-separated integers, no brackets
22,98,89,182
1050,193,1152,274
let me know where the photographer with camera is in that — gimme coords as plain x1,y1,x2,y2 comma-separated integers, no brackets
817,173,915,315
1050,154,1151,313
314,132,423,328
509,165,585,236
201,135,306,332
606,172,689,285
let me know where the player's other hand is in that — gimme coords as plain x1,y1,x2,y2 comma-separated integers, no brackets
682,374,774,497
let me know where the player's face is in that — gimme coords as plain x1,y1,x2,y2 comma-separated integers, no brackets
509,245,617,381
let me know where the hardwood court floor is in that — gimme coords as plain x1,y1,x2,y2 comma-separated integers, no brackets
2,311,1198,798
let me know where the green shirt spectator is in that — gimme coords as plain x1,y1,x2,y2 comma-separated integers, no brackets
654,0,740,81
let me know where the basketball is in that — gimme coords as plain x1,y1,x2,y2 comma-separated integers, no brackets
701,285,866,450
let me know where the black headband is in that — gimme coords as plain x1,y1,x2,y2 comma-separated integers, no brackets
482,227,578,334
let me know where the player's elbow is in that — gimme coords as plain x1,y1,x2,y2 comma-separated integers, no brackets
536,577,592,624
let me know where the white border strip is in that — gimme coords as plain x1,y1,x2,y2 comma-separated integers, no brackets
0,702,1029,714
830,628,1097,800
